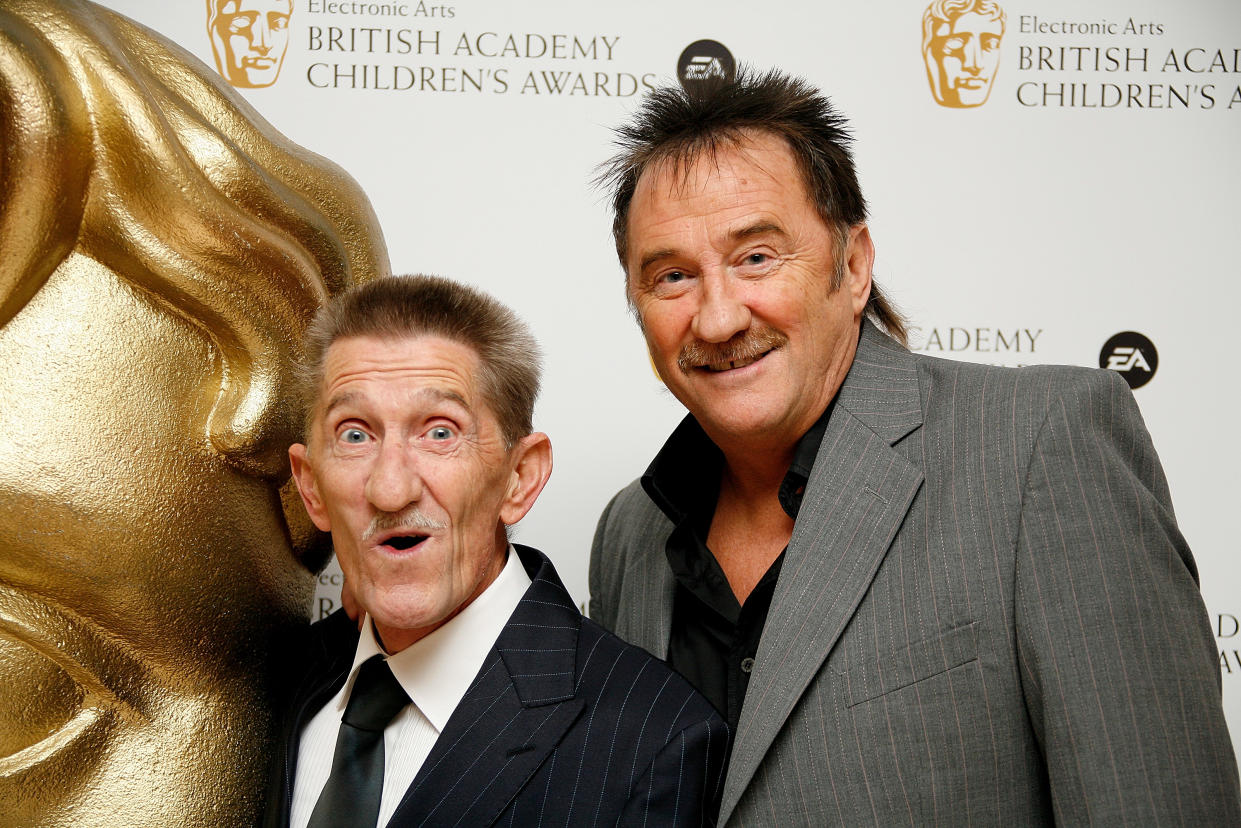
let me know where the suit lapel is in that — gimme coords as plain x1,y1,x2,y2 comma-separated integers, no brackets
388,546,586,826
719,323,926,821
615,527,676,659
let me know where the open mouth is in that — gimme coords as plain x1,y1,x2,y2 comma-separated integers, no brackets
382,535,428,552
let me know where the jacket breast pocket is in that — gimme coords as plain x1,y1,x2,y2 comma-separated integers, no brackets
844,621,979,708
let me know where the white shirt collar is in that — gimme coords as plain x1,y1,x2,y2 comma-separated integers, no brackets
341,544,530,732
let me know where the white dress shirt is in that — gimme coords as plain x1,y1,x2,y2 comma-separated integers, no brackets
290,546,531,828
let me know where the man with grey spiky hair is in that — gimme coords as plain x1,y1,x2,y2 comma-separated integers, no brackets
590,68,1239,824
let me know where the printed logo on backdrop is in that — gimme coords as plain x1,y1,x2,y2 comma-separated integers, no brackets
1219,613,1241,678
1099,331,1157,389
922,0,1007,108
207,0,293,88
207,2,660,96
677,40,735,90
919,2,1241,111
906,325,1044,367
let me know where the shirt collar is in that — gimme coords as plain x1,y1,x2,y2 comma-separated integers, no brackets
777,398,834,519
342,544,531,732
641,415,722,526
642,400,836,526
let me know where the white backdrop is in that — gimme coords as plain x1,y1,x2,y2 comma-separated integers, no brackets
96,0,1241,757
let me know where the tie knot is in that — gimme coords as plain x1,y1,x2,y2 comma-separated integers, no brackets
343,655,410,732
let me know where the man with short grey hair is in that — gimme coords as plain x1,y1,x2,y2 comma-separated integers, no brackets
266,274,727,827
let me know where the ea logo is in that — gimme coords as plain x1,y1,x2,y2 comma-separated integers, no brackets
678,40,736,89
1099,331,1158,389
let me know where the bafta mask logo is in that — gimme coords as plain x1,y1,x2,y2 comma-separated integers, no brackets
922,0,1006,108
207,0,292,88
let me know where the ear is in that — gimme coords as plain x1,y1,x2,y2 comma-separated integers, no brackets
289,443,332,532
499,432,553,526
844,223,875,319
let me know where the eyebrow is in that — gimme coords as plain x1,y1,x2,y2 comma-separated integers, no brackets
322,387,471,421
732,221,787,242
322,390,361,420
636,221,789,275
637,247,678,274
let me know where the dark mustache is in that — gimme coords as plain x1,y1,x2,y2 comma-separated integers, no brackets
677,326,788,373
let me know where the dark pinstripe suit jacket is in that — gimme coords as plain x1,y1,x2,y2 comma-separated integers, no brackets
265,545,728,827
590,321,1240,825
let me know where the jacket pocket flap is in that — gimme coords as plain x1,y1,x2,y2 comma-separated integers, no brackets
846,621,978,707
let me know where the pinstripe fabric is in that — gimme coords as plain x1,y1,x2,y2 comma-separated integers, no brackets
590,321,1240,826
266,544,728,827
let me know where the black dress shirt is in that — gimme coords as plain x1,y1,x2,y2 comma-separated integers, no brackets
641,403,833,732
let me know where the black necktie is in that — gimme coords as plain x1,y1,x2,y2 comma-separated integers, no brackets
307,655,410,828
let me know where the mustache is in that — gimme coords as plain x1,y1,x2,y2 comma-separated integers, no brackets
676,326,788,373
364,506,446,542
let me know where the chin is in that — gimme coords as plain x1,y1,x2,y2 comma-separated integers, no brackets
367,587,442,631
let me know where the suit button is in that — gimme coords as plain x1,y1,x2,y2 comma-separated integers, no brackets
740,657,755,673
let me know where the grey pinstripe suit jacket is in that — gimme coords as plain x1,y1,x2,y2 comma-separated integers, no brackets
266,545,728,827
590,321,1240,825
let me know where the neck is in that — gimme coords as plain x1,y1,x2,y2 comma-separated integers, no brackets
718,446,794,502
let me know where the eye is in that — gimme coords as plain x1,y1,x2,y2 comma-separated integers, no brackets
641,267,695,299
942,36,967,52
427,426,455,441
227,13,256,34
341,428,368,444
736,250,778,275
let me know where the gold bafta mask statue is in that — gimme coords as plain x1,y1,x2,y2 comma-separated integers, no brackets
922,0,1006,108
0,1,389,825
206,0,292,88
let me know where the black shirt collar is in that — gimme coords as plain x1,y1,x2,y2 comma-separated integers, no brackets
642,399,836,526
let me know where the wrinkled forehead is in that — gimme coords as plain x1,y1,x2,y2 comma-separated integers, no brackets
635,128,802,203
317,334,486,414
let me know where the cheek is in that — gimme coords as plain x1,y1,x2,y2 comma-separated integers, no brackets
318,467,370,527
646,333,678,366
640,307,688,353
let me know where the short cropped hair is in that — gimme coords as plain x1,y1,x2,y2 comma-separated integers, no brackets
299,275,541,447
597,67,907,344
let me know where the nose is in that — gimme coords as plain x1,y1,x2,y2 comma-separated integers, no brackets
364,441,423,513
690,271,752,343
252,18,272,53
962,37,982,73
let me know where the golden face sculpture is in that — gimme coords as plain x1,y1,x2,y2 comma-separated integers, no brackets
0,2,389,825
922,0,1006,108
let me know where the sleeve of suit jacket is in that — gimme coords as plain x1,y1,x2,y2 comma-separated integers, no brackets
616,715,729,827
1013,367,1240,822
